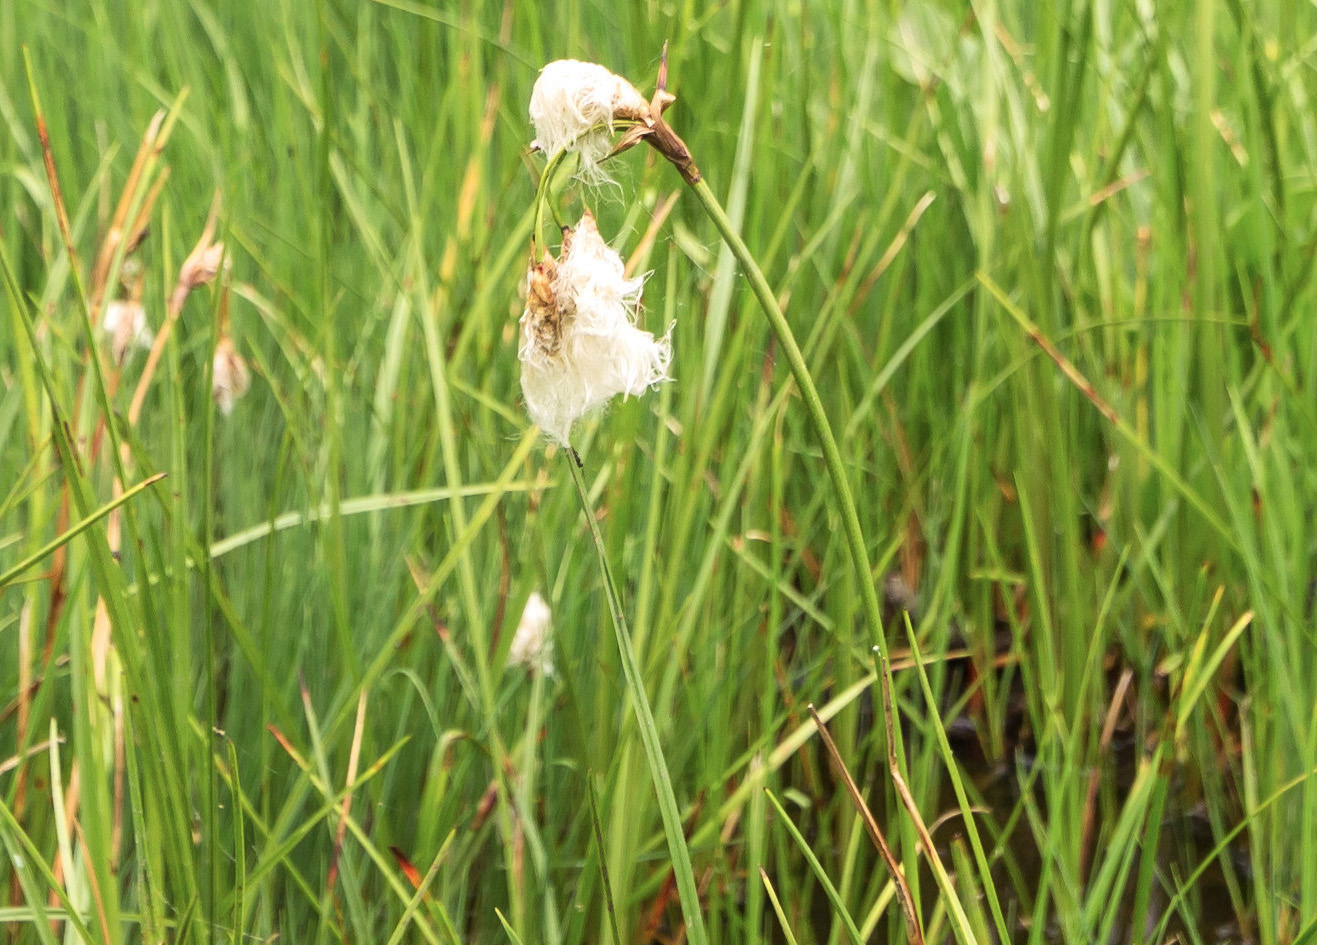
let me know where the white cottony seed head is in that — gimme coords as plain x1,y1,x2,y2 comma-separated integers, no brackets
508,591,554,677
529,59,651,182
519,212,670,446
102,299,154,363
212,336,251,416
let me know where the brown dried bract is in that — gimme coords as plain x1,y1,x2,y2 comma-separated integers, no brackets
524,250,562,356
607,44,701,184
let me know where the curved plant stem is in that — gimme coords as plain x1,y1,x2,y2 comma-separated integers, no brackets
565,455,709,945
687,178,890,658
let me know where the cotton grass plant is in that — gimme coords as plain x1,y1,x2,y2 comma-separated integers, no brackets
6,5,1315,943
524,51,900,667
522,56,711,945
521,51,932,944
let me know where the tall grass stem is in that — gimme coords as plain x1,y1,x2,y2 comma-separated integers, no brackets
564,454,709,945
687,178,889,656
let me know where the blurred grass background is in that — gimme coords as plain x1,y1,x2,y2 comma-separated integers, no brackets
2,0,1316,942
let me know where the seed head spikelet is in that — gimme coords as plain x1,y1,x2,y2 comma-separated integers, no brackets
212,335,250,416
102,299,153,363
508,591,555,677
529,59,653,182
519,212,671,446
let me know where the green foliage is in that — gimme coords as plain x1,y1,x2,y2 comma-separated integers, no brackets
2,1,1316,943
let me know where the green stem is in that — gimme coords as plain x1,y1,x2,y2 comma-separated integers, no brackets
688,178,889,656
565,455,709,945
0,472,165,589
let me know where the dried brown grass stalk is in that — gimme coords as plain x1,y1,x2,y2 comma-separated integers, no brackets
807,704,924,945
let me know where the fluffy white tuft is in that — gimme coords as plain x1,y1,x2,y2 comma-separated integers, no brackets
212,336,251,416
518,213,670,446
529,59,650,182
102,299,154,363
508,591,555,676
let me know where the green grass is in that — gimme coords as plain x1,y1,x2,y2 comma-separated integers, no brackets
4,1,1317,943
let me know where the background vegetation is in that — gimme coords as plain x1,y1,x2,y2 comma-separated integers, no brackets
3,0,1316,942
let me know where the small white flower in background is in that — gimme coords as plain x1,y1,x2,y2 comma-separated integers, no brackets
212,335,250,416
509,591,554,677
102,299,153,363
529,59,652,182
519,211,671,446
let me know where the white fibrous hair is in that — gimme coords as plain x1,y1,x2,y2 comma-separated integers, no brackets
508,591,555,677
519,212,671,446
212,336,251,416
529,59,651,182
102,299,154,363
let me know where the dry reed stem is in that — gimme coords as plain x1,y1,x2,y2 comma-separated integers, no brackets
327,691,369,895
31,75,78,277
28,71,99,931
132,191,223,427
624,190,680,280
1079,667,1134,883
71,818,113,945
29,114,180,823
0,737,62,779
876,655,970,933
47,761,79,930
850,191,938,315
807,704,924,945
89,109,167,313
